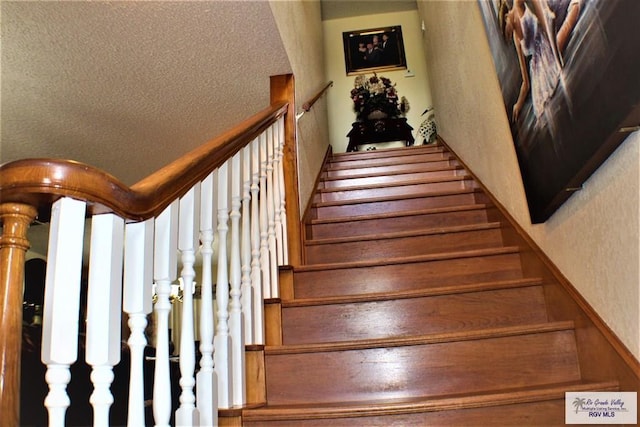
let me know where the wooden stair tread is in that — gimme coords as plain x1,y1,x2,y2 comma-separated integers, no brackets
294,246,521,273
330,144,445,161
282,277,544,307
318,174,470,193
264,324,581,406
305,221,501,246
241,380,619,421
303,221,504,264
308,203,489,225
281,282,548,344
312,187,481,208
265,321,574,355
329,144,445,160
321,164,464,183
326,153,455,171
323,160,460,180
305,204,491,240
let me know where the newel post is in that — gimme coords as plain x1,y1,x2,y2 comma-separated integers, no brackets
0,203,38,427
270,74,302,267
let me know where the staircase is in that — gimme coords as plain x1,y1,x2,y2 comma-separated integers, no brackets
239,143,622,426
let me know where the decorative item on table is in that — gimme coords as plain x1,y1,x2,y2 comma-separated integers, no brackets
350,73,410,122
418,107,437,145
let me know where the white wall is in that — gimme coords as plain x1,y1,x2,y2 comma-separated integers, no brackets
417,0,639,359
323,10,433,153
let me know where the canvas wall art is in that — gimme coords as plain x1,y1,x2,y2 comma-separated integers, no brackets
478,0,640,223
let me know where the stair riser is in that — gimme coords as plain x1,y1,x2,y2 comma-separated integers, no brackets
282,286,548,344
304,227,503,264
294,252,524,299
317,179,474,203
324,159,459,178
321,168,466,189
242,399,569,426
264,330,581,405
307,207,489,239
314,192,478,219
327,152,449,169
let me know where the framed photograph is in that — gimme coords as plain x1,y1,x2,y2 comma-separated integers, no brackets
342,25,407,75
478,0,640,223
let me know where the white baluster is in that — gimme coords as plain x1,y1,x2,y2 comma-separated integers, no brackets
272,122,284,266
214,161,233,408
197,172,218,427
41,197,86,427
276,117,289,265
241,145,254,344
250,139,265,344
265,126,279,298
258,133,271,299
153,201,179,427
229,152,247,406
123,219,155,427
44,366,72,427
86,214,125,427
176,185,201,426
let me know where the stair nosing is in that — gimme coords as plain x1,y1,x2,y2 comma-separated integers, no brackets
308,204,490,226
241,380,619,421
304,221,501,246
282,277,545,308
265,321,575,355
294,246,520,273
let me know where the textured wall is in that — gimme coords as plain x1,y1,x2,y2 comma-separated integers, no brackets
323,10,433,153
417,0,639,359
270,0,330,213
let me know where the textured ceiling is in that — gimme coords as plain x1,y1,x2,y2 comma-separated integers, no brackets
1,1,291,186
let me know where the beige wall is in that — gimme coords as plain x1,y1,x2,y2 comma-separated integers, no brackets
270,0,331,213
417,0,639,359
323,10,433,153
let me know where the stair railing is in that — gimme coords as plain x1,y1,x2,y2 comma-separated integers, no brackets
0,74,299,427
301,81,333,113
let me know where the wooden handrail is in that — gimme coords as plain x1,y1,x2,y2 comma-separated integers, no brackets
301,81,333,112
0,102,288,222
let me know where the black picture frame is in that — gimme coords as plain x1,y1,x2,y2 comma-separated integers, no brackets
342,25,407,75
478,0,640,223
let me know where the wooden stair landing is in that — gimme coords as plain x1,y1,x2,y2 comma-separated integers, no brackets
236,143,628,426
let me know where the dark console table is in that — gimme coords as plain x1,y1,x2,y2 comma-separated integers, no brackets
346,118,414,152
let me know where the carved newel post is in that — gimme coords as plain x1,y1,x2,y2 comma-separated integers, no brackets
0,203,38,427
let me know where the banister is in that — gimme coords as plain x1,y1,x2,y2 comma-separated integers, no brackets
0,73,299,426
301,81,333,112
0,102,288,222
